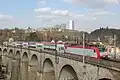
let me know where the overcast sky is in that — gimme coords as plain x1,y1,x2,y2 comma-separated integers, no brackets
0,0,120,32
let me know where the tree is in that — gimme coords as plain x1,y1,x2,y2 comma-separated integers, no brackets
25,32,40,41
106,26,109,29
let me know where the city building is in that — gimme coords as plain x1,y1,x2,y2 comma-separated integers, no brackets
68,20,74,30
37,24,66,32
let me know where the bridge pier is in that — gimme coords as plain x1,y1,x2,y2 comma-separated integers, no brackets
42,58,55,80
7,57,12,77
42,71,55,80
15,58,21,80
2,52,8,67
29,65,38,80
10,60,17,80
21,61,29,80
36,71,41,80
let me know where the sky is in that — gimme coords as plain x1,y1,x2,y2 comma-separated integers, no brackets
0,0,120,32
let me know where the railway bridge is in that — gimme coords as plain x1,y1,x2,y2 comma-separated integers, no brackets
0,46,120,80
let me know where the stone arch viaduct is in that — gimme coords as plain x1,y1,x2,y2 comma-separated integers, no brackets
0,46,120,80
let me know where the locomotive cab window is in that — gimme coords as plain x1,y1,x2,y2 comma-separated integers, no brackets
92,49,96,53
99,47,107,52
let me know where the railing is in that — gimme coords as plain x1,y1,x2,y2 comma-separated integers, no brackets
2,45,120,72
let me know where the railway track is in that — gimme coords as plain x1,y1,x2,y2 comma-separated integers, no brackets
106,58,120,62
98,59,120,71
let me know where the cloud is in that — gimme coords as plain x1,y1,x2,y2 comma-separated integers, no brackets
0,13,24,28
91,17,97,20
34,7,74,24
37,0,46,8
34,7,76,25
38,0,46,5
34,7,116,18
34,7,116,21
103,0,120,4
34,7,89,22
64,0,120,8
34,7,51,13
34,7,117,30
0,13,13,27
0,13,13,21
34,7,71,17
88,10,116,16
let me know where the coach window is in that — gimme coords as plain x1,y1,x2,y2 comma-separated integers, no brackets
61,47,64,50
37,45,42,47
59,48,61,51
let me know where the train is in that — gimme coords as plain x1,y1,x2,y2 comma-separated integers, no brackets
41,42,109,59
7,41,109,59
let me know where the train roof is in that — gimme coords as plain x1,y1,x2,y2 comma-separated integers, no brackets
40,42,68,44
67,45,99,50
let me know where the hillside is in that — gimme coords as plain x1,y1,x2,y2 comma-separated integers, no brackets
89,28,120,46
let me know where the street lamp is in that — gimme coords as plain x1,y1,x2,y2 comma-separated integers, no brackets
83,32,85,64
113,35,117,59
12,30,16,41
55,39,59,64
44,33,47,42
82,32,88,80
44,29,48,42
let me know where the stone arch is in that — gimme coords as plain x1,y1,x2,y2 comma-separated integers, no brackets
29,54,39,80
22,52,29,61
3,48,7,54
7,49,14,77
16,50,21,59
99,78,111,80
2,48,7,66
8,49,13,56
3,48,7,58
11,50,21,80
0,48,2,54
43,58,55,80
59,64,78,80
21,52,29,80
10,50,21,80
3,48,7,51
30,54,38,65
